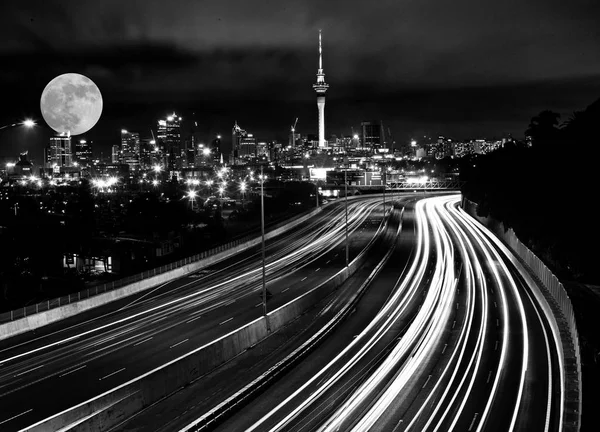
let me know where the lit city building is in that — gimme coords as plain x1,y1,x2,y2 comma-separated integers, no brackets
361,121,386,153
47,133,72,168
120,130,140,169
157,113,182,171
313,30,329,148
74,138,93,168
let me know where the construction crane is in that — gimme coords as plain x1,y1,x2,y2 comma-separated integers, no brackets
290,117,299,147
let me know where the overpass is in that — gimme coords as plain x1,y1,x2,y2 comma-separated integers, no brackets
320,180,464,195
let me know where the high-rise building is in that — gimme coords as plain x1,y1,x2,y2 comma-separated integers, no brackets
157,113,182,171
232,122,247,165
257,141,269,160
184,135,196,167
48,133,72,167
313,30,329,148
111,145,120,164
211,136,222,164
239,134,257,160
74,138,93,168
361,121,385,152
140,137,157,169
120,129,140,169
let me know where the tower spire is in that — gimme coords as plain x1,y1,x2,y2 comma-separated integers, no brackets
319,29,323,72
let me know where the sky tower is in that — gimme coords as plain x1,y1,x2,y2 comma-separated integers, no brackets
313,30,329,148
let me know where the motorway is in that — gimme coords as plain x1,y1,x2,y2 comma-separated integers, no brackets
0,194,566,432
205,195,564,432
0,196,391,431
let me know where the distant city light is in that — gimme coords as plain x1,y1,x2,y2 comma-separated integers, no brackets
121,129,128,134
5,162,15,168
411,140,417,147
23,119,35,128
187,190,197,199
203,148,211,156
153,165,162,173
240,182,246,192
152,179,159,186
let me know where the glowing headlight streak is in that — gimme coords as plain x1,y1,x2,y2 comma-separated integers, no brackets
246,199,440,432
450,199,529,432
456,203,556,432
403,196,490,432
333,198,457,432
0,199,384,377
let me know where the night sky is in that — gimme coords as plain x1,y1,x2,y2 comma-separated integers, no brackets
1,0,600,162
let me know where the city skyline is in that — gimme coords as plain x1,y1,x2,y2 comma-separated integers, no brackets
1,0,600,161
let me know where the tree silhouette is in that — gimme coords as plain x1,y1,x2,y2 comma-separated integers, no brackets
525,110,561,148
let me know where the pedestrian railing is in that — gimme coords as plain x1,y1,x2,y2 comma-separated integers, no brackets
462,197,581,432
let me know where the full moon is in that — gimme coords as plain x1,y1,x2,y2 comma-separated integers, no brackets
40,73,103,136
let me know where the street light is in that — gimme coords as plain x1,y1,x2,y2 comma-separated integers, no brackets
240,181,247,207
344,156,349,267
260,165,269,331
0,119,36,131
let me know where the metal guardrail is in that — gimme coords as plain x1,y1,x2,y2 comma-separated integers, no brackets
462,198,581,432
0,208,318,325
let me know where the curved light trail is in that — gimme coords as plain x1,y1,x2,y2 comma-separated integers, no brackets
241,194,563,432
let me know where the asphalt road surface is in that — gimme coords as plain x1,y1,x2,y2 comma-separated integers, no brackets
0,197,389,431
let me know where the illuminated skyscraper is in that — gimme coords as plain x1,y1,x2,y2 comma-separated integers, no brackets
74,138,92,168
157,113,182,170
313,30,329,148
120,130,140,169
48,133,72,167
361,121,385,152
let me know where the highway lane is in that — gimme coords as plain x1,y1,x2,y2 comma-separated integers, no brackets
111,199,415,432
212,194,563,432
0,197,389,431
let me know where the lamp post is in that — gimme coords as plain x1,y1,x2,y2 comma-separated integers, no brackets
382,169,386,215
0,119,35,131
260,165,269,331
344,157,349,267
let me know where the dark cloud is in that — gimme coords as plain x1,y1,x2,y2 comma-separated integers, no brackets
1,0,600,161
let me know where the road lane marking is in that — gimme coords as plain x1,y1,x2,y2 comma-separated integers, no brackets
326,260,330,264
468,413,479,431
186,315,202,323
134,337,153,346
422,375,431,389
0,409,33,426
442,344,447,354
224,299,236,306
301,277,307,281
14,364,44,377
170,339,189,349
59,365,87,377
99,368,125,381
452,320,456,329
496,318,499,327
315,268,320,272
494,301,497,308
494,340,499,351
254,303,262,308
281,287,290,293
487,371,492,383
219,317,233,326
